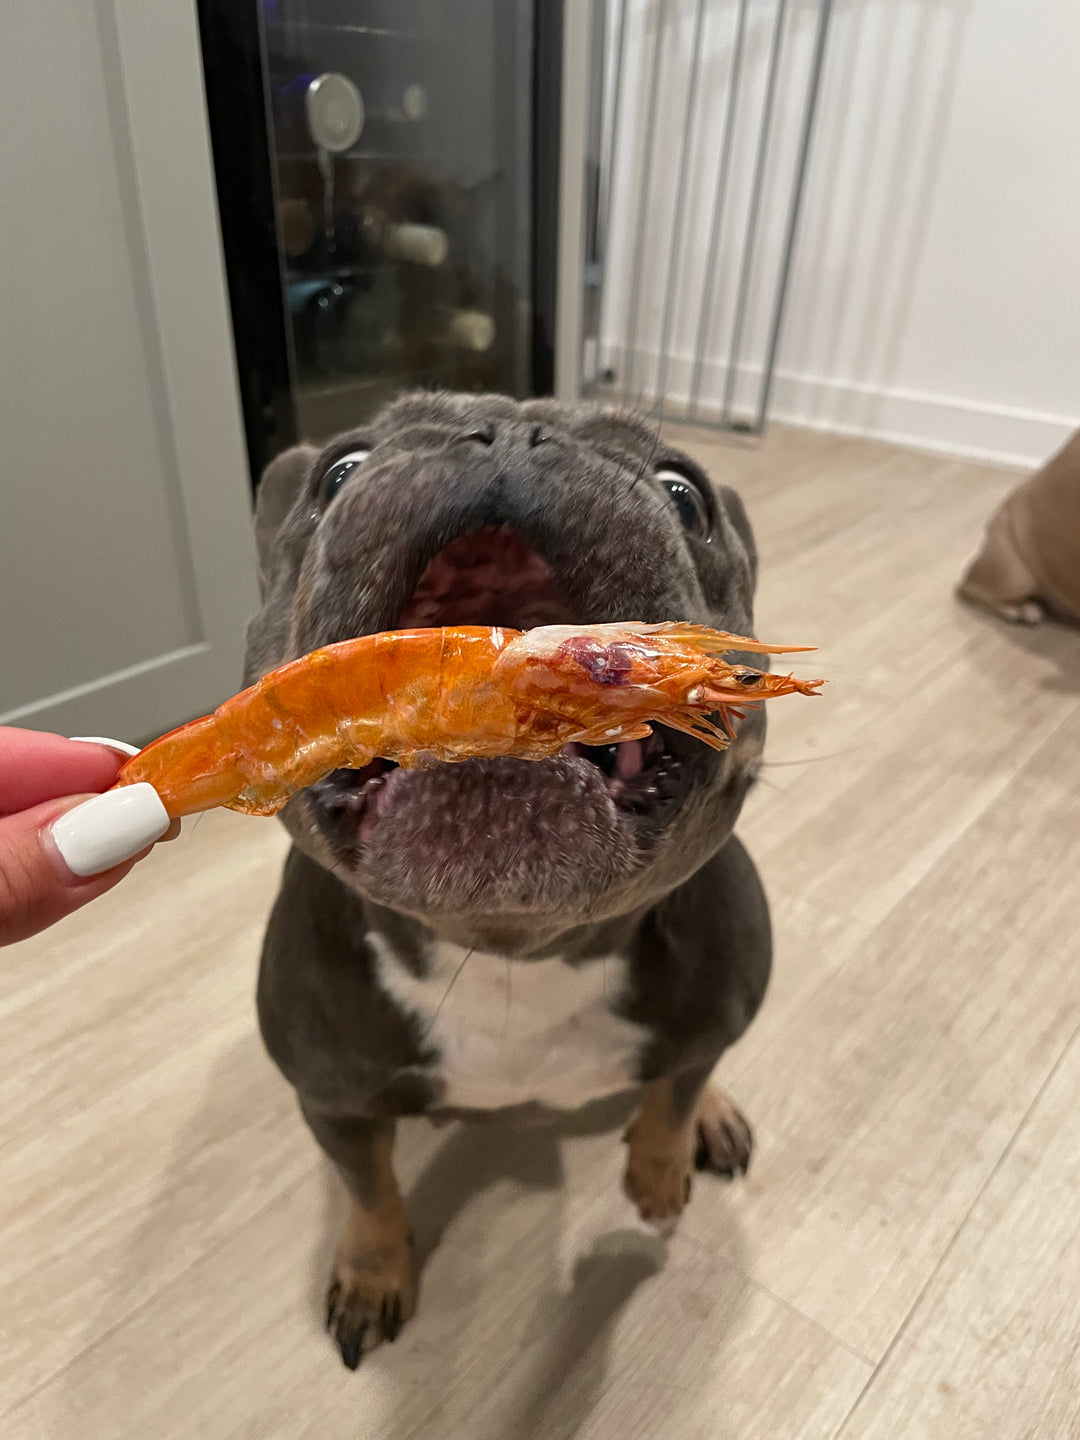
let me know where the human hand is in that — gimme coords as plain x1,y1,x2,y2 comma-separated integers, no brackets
0,728,176,946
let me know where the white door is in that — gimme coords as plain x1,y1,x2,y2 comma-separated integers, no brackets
0,0,259,742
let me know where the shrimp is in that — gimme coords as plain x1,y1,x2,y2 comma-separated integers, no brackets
110,622,823,819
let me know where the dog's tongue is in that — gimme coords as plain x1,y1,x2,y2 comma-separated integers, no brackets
399,524,570,630
615,740,644,779
564,739,645,780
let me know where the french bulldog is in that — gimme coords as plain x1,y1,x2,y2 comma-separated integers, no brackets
247,391,773,1369
958,427,1080,626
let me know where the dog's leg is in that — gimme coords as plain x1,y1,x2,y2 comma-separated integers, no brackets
958,513,1044,623
624,1068,752,1223
302,1107,416,1369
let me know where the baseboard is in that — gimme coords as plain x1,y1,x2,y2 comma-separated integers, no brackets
596,347,1076,471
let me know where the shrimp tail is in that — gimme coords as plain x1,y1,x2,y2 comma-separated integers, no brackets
115,713,258,818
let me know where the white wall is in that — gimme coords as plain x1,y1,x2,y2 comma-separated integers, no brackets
599,0,1080,467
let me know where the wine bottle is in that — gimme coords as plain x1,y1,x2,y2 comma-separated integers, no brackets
445,310,496,352
277,198,317,258
361,81,429,123
380,222,448,267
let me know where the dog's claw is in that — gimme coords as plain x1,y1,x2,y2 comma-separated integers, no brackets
382,1292,404,1342
694,1086,754,1182
338,1330,364,1371
325,1232,416,1367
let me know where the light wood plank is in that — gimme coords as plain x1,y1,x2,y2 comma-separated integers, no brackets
680,701,1080,1359
676,424,1021,787
0,1026,316,1413
742,618,1080,929
5,1119,869,1440
0,811,289,1149
841,1028,1080,1440
0,811,295,1412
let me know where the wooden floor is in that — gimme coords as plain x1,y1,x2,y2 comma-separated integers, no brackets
5,424,1080,1439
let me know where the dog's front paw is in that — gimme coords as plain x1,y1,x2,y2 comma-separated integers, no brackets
1000,598,1044,625
325,1236,416,1369
694,1084,753,1178
623,1143,694,1222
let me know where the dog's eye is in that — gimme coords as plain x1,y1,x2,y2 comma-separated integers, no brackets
655,466,709,536
321,449,371,506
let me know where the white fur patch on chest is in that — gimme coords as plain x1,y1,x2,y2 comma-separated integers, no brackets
372,939,647,1111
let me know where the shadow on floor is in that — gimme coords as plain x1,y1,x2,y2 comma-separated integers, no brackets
959,598,1080,697
73,1035,749,1440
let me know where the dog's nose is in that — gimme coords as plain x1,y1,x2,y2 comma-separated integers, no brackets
459,422,554,452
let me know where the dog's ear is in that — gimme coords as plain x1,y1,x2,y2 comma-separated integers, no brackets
255,444,318,595
715,483,758,587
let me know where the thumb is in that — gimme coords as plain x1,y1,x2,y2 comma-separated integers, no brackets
0,785,168,947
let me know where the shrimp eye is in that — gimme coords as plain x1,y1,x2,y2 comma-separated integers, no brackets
321,449,371,506
735,670,762,686
655,466,709,536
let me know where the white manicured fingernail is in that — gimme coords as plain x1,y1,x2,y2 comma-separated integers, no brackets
69,735,141,758
50,783,170,877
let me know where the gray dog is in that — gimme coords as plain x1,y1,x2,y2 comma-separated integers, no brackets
247,392,772,1368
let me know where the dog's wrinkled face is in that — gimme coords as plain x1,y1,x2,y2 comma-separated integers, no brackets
247,392,764,944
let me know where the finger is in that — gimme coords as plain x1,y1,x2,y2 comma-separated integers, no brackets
0,796,143,947
0,729,128,814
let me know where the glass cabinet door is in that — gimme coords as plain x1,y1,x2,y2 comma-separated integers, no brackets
258,0,537,442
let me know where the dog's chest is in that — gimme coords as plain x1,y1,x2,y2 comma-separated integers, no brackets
374,941,647,1111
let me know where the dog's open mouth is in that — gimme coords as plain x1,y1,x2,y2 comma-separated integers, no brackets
395,523,568,630
308,525,709,884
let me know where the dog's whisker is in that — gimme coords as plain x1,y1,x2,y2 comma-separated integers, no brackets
625,340,669,498
420,946,475,1042
759,747,862,769
627,412,664,498
754,772,784,792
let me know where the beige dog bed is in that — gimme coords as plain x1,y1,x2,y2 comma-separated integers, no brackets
958,430,1080,624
